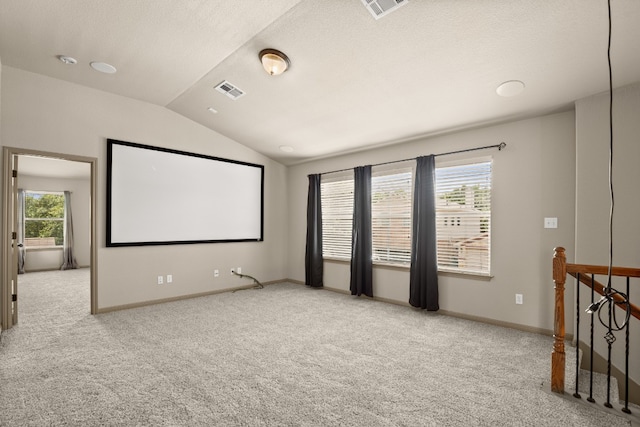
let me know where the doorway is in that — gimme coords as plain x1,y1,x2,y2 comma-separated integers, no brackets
1,147,97,330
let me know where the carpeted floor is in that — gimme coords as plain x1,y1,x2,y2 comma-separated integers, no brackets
0,269,633,426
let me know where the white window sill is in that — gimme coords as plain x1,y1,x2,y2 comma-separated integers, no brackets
323,256,492,278
24,246,63,252
438,268,493,279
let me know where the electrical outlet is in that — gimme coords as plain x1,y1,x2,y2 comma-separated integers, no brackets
167,274,172,283
157,275,163,285
515,294,523,305
237,267,242,274
214,269,219,278
544,217,558,229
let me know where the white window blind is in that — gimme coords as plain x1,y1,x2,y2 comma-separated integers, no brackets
321,173,354,259
435,161,492,275
371,166,413,265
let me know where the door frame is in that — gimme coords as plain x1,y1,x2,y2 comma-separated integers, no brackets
1,147,98,329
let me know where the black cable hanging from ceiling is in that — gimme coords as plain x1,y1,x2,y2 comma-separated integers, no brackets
583,4,632,412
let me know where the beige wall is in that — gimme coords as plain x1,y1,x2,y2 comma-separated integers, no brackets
1,64,580,335
18,174,91,271
575,82,640,385
1,66,289,310
0,57,3,327
288,111,576,334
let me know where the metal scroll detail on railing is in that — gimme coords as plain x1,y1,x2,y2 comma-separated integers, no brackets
552,247,638,415
580,275,632,412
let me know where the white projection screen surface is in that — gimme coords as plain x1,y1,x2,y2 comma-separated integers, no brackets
107,139,264,246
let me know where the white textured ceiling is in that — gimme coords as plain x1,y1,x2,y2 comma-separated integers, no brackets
18,156,90,179
2,0,640,167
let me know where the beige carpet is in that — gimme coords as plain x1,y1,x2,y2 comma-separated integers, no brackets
0,269,633,426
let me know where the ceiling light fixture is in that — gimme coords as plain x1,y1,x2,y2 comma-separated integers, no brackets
279,145,294,153
496,80,525,97
259,49,290,76
90,61,117,74
58,55,77,65
207,107,218,114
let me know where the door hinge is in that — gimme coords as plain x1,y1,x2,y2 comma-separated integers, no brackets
12,232,17,240
12,170,17,178
12,294,17,302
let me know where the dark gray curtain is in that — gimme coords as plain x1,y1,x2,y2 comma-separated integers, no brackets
305,174,323,287
60,191,79,270
17,189,26,274
350,166,373,297
409,155,439,310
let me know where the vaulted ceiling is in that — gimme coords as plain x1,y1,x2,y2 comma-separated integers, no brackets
2,0,640,166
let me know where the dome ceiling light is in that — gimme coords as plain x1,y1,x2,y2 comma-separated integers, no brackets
259,49,290,76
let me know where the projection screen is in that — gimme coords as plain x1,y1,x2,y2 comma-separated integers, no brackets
107,139,264,246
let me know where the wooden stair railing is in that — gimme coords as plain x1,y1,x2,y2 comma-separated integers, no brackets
552,246,640,412
570,269,640,321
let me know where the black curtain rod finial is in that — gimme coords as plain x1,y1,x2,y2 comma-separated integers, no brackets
499,142,506,151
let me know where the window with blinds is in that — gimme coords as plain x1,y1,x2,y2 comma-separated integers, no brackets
435,161,492,275
319,159,492,275
371,166,413,265
320,173,354,259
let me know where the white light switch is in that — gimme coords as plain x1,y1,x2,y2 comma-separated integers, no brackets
544,217,558,229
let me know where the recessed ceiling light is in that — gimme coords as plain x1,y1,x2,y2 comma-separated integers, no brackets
90,61,117,74
496,80,525,97
58,55,77,65
279,145,294,153
207,107,218,114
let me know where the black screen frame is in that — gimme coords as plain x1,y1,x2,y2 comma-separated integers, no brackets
106,139,264,247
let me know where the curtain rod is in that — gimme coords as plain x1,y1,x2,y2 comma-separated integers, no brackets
318,142,506,176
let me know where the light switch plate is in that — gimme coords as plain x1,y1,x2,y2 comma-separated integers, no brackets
544,217,558,229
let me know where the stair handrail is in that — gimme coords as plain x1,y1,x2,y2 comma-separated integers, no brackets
568,270,640,321
551,246,639,395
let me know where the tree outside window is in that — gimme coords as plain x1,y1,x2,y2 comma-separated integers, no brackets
24,192,65,246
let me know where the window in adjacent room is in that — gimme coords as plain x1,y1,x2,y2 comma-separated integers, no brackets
371,164,413,265
435,160,492,275
24,191,65,247
320,172,354,260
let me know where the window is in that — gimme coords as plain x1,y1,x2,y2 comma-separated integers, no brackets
321,173,353,259
435,161,491,275
318,159,492,276
24,191,65,247
371,166,412,265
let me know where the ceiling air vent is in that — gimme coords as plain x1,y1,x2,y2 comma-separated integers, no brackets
214,80,245,100
361,0,408,20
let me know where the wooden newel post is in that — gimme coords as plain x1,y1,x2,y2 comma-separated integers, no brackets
551,247,566,394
